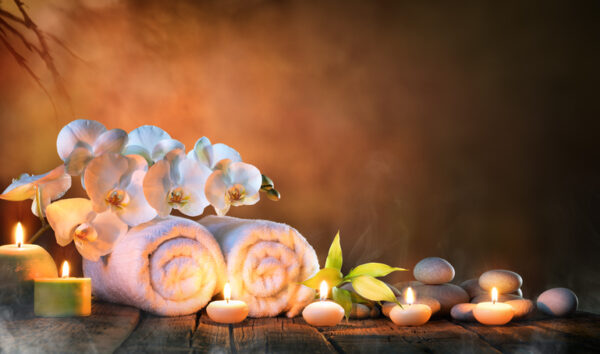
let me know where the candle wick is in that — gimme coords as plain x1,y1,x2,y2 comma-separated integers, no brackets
17,242,21,248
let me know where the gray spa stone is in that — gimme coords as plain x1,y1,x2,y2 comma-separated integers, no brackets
537,288,578,317
479,270,523,293
412,284,469,315
506,299,535,319
471,293,523,304
460,278,488,298
349,303,371,319
413,257,455,284
450,303,477,322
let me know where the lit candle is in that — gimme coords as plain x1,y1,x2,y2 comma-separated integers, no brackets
473,287,514,325
0,222,57,306
34,261,91,317
389,287,432,326
302,281,345,327
206,283,249,324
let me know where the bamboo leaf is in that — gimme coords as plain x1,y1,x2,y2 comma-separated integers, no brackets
324,231,342,271
345,262,406,280
351,275,398,303
302,267,343,290
332,286,353,319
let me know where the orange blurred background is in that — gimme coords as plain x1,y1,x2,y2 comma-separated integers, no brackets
1,1,599,311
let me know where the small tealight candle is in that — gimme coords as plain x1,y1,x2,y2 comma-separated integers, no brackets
34,261,91,317
389,287,432,326
473,287,514,325
207,283,249,324
0,222,58,306
302,281,345,327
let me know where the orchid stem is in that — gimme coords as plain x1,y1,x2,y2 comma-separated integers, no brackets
28,223,51,244
35,186,47,226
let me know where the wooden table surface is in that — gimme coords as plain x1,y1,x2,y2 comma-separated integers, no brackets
1,301,599,353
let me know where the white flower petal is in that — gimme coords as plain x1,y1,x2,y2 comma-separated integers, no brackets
119,154,149,189
205,170,228,211
212,143,242,166
0,175,37,201
75,211,128,261
143,160,173,217
65,143,93,176
93,129,128,156
151,139,185,162
45,198,94,246
188,137,214,168
177,159,211,216
84,154,130,213
56,120,106,161
228,162,262,196
242,192,260,206
117,170,157,226
126,125,171,152
122,145,152,165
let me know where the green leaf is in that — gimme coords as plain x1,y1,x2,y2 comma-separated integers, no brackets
345,263,406,280
302,268,343,290
351,275,398,303
349,290,371,305
324,231,342,271
332,287,353,320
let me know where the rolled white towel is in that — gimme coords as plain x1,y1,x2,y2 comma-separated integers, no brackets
199,215,319,318
83,216,226,316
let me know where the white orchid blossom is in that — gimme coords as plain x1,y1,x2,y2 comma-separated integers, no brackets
187,137,241,170
143,149,212,217
0,164,71,217
56,119,128,178
46,198,128,261
124,125,184,164
205,159,262,216
84,153,157,226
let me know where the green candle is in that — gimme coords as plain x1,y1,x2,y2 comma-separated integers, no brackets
0,223,58,307
34,261,91,317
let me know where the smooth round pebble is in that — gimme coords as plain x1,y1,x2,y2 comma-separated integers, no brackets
382,296,441,317
479,270,523,293
514,288,523,297
413,257,455,284
412,284,469,315
450,303,477,322
471,294,522,304
370,305,380,318
349,303,371,319
537,288,578,317
460,278,487,298
506,299,535,319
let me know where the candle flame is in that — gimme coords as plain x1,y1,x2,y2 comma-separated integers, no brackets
61,261,70,278
319,280,329,301
491,287,498,304
15,222,24,248
406,287,415,305
224,282,231,303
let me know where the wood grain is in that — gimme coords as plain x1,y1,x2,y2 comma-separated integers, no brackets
116,312,196,353
0,301,139,354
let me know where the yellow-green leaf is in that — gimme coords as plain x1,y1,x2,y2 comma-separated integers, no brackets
302,267,343,290
332,286,352,319
345,263,406,280
324,231,342,271
351,275,398,303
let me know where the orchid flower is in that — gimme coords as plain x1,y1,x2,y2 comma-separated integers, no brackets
124,125,184,164
187,137,241,170
205,159,262,216
0,164,71,217
143,149,212,217
56,119,128,178
84,153,157,226
46,198,128,261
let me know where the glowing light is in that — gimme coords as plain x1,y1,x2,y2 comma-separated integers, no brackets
15,222,24,247
491,287,498,304
320,281,329,301
224,282,231,303
61,261,70,278
406,287,415,306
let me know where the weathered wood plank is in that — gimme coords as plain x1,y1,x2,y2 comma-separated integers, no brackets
460,315,600,353
190,311,231,353
531,312,600,345
319,318,500,354
0,301,140,354
231,317,336,354
115,312,196,353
